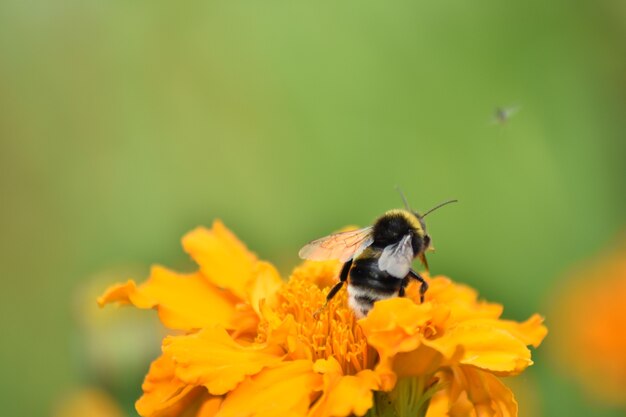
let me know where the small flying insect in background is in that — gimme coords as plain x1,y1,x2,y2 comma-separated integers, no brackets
299,190,457,317
492,105,521,125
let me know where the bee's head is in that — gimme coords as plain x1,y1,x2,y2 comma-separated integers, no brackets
414,212,427,228
407,212,431,251
413,214,430,243
423,232,432,250
413,200,458,251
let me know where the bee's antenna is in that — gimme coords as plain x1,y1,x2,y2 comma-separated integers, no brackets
395,186,412,211
421,199,458,218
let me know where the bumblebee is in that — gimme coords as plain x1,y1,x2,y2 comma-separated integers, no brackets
299,198,456,317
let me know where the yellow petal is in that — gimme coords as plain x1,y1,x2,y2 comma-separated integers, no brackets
392,344,461,378
163,327,284,395
182,220,258,301
216,360,322,417
289,259,343,290
98,281,145,307
425,277,503,322
453,367,518,417
309,358,380,417
359,297,433,356
427,367,518,417
320,371,380,417
248,261,283,315
359,298,439,390
135,353,197,417
425,389,453,417
98,266,241,331
311,357,343,375
493,314,547,348
197,397,223,417
424,322,534,375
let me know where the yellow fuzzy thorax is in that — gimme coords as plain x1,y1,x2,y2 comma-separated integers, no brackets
381,209,424,236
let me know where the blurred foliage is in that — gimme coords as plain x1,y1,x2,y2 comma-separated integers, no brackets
0,0,624,416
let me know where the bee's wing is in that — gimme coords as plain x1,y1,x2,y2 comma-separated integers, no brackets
491,105,521,124
378,234,414,278
298,226,374,263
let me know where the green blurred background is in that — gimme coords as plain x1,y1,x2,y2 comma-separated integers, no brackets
1,0,625,416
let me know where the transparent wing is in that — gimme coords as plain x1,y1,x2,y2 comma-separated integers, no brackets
378,234,414,278
298,226,374,263
491,105,521,125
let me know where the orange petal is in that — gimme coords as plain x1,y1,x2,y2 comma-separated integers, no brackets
427,389,478,417
216,360,322,417
248,261,283,315
360,297,433,356
493,314,547,348
182,220,258,301
359,298,438,390
197,397,223,417
311,357,343,375
424,321,534,375
98,281,146,307
453,367,518,417
425,277,503,322
392,344,462,378
135,353,197,417
425,389,453,417
289,259,343,290
98,266,241,331
163,327,284,395
427,367,518,417
309,358,380,417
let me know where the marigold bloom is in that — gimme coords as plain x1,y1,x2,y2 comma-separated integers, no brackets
551,242,626,406
99,220,547,417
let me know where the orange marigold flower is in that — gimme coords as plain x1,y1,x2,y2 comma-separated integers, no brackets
99,220,547,417
551,241,626,406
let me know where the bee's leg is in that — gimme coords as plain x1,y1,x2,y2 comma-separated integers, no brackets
408,269,429,303
315,260,352,317
398,277,410,297
326,260,352,302
326,282,344,302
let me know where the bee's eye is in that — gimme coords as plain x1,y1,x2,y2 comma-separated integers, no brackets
423,235,431,247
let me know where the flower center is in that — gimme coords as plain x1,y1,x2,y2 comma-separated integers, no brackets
257,272,376,375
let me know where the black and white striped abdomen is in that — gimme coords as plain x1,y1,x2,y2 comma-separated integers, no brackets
348,255,404,318
347,284,399,318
